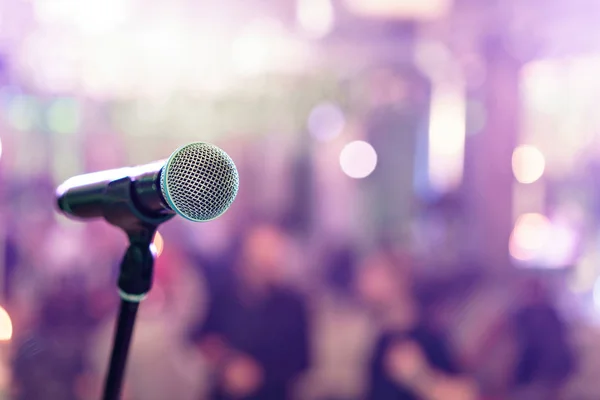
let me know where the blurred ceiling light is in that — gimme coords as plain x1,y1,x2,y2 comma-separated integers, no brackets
521,60,561,115
428,82,466,194
344,0,451,20
0,306,12,341
231,40,266,75
308,102,345,141
231,20,278,76
184,34,235,95
509,213,551,261
33,0,134,35
339,140,377,178
80,37,136,99
133,24,187,98
231,19,310,76
296,0,335,39
19,32,79,93
512,145,545,184
151,231,164,257
33,0,77,24
77,0,134,36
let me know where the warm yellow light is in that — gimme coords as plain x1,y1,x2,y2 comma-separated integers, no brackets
152,231,164,257
428,82,466,193
344,0,451,20
0,306,13,341
512,145,545,184
509,213,551,261
297,0,335,38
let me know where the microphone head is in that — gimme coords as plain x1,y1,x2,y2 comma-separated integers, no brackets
160,142,239,222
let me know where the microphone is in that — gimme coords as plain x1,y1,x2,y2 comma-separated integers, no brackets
56,142,240,223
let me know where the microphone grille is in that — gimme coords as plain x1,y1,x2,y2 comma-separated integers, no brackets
160,142,239,222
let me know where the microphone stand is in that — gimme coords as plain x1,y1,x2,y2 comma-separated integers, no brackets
99,176,174,400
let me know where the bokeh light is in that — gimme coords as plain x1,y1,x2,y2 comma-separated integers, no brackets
308,102,345,142
0,306,12,341
593,278,600,310
297,0,335,39
18,31,79,93
33,0,134,36
570,254,598,293
231,19,310,77
521,60,561,115
133,22,187,98
47,98,81,135
80,35,139,99
344,0,451,19
512,145,545,184
428,82,466,193
231,20,279,76
152,231,164,258
6,95,39,132
339,140,377,179
509,213,551,261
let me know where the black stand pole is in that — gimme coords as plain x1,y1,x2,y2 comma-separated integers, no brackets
102,301,139,400
99,177,174,400
102,235,156,400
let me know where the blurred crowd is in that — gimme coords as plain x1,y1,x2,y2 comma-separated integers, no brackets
0,175,578,400
0,0,595,399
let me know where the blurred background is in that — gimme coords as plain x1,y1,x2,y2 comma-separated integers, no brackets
0,0,597,399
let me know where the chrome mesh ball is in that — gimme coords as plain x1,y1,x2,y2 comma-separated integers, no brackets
160,142,239,222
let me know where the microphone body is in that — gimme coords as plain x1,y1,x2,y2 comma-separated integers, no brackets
56,142,240,223
57,161,172,220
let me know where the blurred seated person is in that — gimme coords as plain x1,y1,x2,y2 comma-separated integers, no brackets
357,250,478,400
299,244,376,400
510,279,575,400
191,223,310,400
12,275,98,400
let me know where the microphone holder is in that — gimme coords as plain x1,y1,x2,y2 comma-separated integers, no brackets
100,177,174,400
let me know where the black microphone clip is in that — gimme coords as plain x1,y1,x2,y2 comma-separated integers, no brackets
102,176,174,237
101,176,174,300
